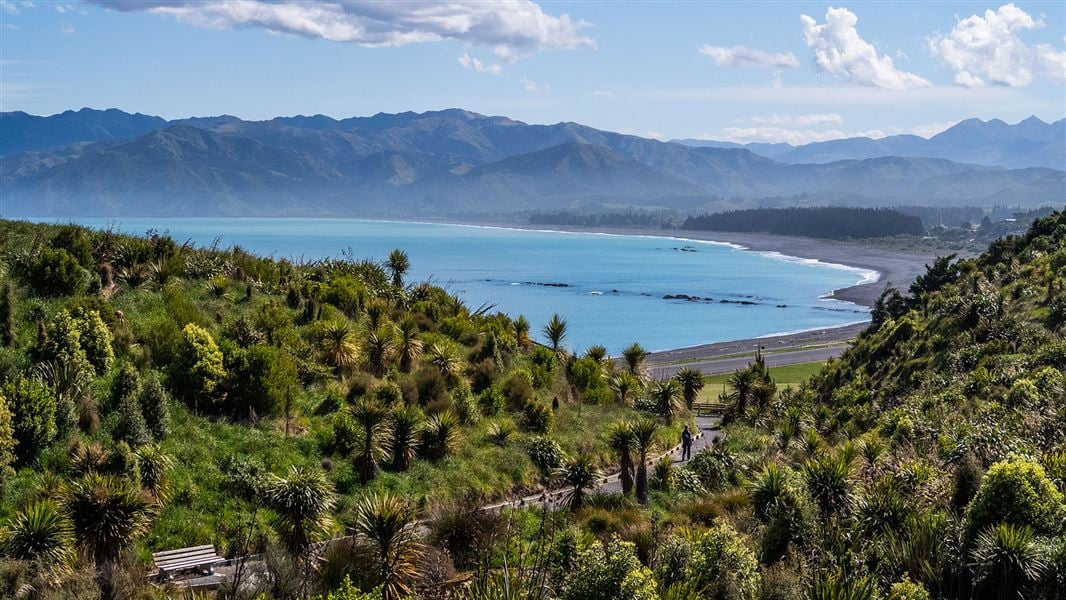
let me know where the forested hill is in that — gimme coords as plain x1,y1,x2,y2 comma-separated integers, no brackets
682,206,925,239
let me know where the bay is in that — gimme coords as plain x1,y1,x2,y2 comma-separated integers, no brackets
38,217,873,353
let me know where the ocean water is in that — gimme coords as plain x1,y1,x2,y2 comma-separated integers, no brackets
41,218,873,353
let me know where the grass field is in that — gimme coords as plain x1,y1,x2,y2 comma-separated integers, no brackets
696,360,827,402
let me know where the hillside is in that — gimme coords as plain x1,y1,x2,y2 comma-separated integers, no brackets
705,210,1066,596
2,109,1062,217
0,214,1063,597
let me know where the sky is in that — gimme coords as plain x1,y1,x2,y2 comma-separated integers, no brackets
1,1,1064,143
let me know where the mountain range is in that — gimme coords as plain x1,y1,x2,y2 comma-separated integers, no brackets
675,116,1066,169
1,108,1063,217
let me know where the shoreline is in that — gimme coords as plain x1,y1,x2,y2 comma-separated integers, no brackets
25,215,940,363
445,220,939,310
439,219,941,364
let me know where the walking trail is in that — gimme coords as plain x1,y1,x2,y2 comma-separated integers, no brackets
181,414,723,589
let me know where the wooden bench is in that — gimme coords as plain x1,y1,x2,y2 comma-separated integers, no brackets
152,545,225,579
692,402,729,417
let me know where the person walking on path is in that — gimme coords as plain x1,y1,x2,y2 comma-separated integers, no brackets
681,425,693,461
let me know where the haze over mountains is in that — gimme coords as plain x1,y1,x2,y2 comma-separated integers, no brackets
675,116,1066,169
1,108,1063,218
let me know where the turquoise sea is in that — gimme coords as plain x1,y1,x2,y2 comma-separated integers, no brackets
40,218,873,353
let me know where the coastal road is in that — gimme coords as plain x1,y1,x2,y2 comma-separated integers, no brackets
647,342,850,378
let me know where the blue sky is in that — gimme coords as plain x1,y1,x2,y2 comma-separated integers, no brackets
2,1,1064,143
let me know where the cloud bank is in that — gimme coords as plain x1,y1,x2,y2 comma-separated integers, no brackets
88,0,596,60
801,7,931,89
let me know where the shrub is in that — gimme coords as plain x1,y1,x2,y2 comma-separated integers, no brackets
171,323,226,410
1006,379,1040,408
951,452,984,512
964,456,1066,540
452,383,480,425
502,372,536,410
887,576,930,600
686,524,761,599
688,446,739,492
2,377,56,465
44,308,114,376
525,435,564,476
114,387,151,448
560,538,658,600
2,499,75,568
224,343,298,418
522,399,554,434
26,247,87,297
137,372,171,440
0,394,14,475
477,385,506,416
51,225,94,268
569,357,607,395
0,280,16,348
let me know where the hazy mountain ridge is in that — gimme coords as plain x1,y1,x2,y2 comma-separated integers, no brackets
675,116,1066,169
1,108,1063,217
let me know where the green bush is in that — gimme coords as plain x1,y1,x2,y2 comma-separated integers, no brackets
2,377,57,465
0,280,16,348
522,399,554,434
502,372,536,410
171,323,227,411
137,372,171,440
224,343,298,417
44,308,114,376
525,435,564,476
0,393,15,475
560,538,658,600
112,364,151,447
477,385,506,416
50,225,95,268
686,524,761,599
26,247,87,297
964,456,1066,540
887,577,930,600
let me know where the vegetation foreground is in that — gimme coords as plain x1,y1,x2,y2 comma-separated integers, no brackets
0,212,1064,599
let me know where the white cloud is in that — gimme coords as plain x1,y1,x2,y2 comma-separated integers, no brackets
928,4,1048,87
1035,43,1066,83
521,77,549,94
457,53,502,75
720,126,887,145
749,113,843,126
698,44,799,69
592,89,614,98
61,24,75,34
89,0,596,60
1,0,19,15
801,7,931,89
